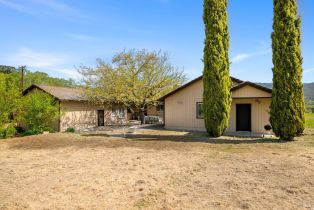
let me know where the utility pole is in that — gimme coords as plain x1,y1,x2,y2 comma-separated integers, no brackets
20,66,25,95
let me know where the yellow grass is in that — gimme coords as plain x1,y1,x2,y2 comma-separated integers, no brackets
0,129,314,210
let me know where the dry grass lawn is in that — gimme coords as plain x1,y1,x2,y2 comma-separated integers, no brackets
1,127,314,210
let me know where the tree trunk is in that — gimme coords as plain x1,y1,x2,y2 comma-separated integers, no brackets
140,108,145,124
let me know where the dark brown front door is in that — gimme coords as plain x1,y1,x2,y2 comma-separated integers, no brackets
97,110,104,126
236,104,251,131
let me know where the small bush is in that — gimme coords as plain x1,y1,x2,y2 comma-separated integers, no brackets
0,128,6,139
65,127,75,133
5,125,16,138
20,90,59,133
15,126,25,134
0,124,16,139
23,130,41,136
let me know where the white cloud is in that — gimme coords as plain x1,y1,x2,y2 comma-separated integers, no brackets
231,54,252,63
27,0,76,13
28,0,73,11
0,0,33,14
54,68,81,78
4,48,80,79
231,49,271,64
0,0,90,21
304,68,314,74
67,33,94,41
8,48,66,68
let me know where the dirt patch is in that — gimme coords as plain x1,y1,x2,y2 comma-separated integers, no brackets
0,130,314,210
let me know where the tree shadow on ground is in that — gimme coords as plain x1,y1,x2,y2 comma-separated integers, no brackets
81,134,110,137
5,129,289,151
206,138,286,144
121,124,286,144
123,133,285,144
139,124,166,130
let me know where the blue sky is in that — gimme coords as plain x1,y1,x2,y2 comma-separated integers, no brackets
0,0,313,82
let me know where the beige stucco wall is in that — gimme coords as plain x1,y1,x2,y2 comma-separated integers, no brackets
60,101,127,131
164,79,271,134
232,85,271,98
165,79,205,131
226,98,271,133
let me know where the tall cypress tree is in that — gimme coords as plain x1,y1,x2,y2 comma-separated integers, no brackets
203,0,231,137
270,0,305,140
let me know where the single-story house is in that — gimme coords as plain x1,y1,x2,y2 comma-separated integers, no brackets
23,76,272,134
159,76,272,134
23,84,128,132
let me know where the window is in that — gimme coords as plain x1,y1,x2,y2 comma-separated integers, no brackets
196,102,204,119
112,106,126,118
156,104,164,112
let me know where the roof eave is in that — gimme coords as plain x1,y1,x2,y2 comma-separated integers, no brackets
159,76,244,101
231,81,272,93
22,84,62,101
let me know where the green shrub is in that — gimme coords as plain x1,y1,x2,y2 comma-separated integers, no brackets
0,124,16,139
15,126,25,134
0,128,4,139
23,130,40,136
22,125,52,136
0,128,6,139
20,90,59,133
5,125,16,138
65,127,75,133
0,71,21,139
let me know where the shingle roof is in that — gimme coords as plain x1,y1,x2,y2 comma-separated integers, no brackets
22,84,87,101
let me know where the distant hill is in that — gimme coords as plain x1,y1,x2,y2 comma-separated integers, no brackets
258,83,314,100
